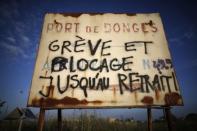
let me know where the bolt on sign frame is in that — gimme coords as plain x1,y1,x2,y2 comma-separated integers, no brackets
27,13,183,131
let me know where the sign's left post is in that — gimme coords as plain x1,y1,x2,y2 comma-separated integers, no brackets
37,108,45,131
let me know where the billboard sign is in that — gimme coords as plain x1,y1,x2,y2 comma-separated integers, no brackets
27,13,183,108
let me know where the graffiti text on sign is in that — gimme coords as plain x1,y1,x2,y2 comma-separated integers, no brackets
37,36,178,98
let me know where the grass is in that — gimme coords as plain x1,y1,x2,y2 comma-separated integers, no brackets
0,113,197,131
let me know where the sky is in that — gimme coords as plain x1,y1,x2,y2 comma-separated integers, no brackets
0,0,197,120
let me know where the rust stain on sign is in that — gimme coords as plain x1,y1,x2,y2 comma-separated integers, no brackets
59,13,136,18
32,96,103,108
155,89,160,101
164,92,182,105
141,96,153,105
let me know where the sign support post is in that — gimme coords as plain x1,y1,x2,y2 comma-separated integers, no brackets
37,108,45,131
164,107,173,131
147,107,152,131
58,109,62,131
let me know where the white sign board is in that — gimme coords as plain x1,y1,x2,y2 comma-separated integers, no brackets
27,13,183,108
